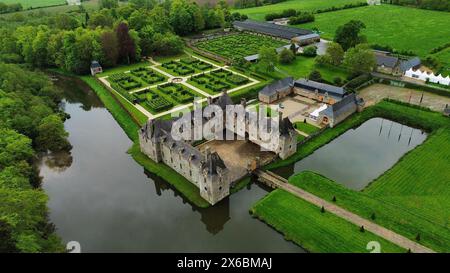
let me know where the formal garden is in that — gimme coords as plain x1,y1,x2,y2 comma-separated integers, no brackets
196,33,287,60
158,57,213,76
188,68,250,94
131,82,204,114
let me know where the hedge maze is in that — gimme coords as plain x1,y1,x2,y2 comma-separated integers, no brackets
196,33,286,60
109,73,142,91
133,89,173,113
188,69,250,94
130,67,166,85
157,82,201,104
160,58,213,76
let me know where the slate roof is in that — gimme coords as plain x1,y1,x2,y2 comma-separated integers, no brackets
320,93,357,119
294,78,346,97
204,152,227,175
375,54,399,68
244,44,299,62
90,61,101,68
293,33,320,41
233,20,312,40
399,57,421,72
214,90,233,110
259,77,294,97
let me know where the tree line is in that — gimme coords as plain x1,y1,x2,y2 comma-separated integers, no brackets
0,0,245,74
0,2,22,14
0,63,71,252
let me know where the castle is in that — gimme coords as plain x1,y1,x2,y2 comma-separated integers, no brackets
139,91,297,205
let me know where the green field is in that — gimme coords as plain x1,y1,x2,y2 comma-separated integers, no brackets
251,189,405,253
294,121,320,134
255,55,350,84
196,33,286,60
234,0,364,21
431,47,450,76
264,100,450,252
1,0,66,9
297,5,450,57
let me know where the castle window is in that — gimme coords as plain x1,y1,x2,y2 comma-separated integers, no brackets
219,186,222,191
189,170,192,177
204,187,207,191
180,163,182,169
171,158,173,163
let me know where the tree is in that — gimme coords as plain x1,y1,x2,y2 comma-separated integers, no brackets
116,22,136,64
100,0,118,9
170,0,195,35
360,225,365,232
35,114,70,152
0,129,34,169
302,45,317,57
325,42,344,66
308,70,322,81
258,46,277,72
334,20,366,51
0,220,18,252
321,206,325,213
88,9,114,29
129,0,155,9
343,44,376,74
278,48,295,64
152,32,183,55
138,25,155,56
129,10,150,31
100,30,118,67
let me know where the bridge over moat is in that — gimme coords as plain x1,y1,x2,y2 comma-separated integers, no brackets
253,169,435,253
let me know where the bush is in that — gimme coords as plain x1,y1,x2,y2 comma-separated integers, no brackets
333,77,342,86
308,70,322,81
288,12,315,25
302,46,317,57
278,48,295,64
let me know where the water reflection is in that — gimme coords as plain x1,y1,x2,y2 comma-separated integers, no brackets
40,150,73,173
274,118,427,190
40,74,300,252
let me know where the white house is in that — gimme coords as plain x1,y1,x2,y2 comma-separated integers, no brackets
404,68,450,86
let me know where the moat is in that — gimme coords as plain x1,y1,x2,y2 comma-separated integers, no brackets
273,117,427,190
38,75,300,252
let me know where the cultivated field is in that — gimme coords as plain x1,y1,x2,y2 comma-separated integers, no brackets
196,33,286,60
262,100,450,252
233,0,364,21
251,188,405,253
297,5,450,57
1,0,66,9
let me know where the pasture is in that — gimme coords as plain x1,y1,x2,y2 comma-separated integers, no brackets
251,188,405,253
1,0,66,9
297,5,450,57
233,0,364,21
196,33,286,60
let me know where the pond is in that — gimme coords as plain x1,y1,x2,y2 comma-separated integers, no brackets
38,75,301,253
273,118,427,190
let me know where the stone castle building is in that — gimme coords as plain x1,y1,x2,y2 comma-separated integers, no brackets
139,91,297,205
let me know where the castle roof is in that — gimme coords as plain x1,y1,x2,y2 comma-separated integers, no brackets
259,77,293,97
320,93,358,119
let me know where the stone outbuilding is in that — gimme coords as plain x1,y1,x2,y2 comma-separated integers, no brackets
90,61,103,76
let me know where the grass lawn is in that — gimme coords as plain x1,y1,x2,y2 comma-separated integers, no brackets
96,62,152,77
256,56,350,84
233,0,364,21
431,47,450,76
294,121,320,135
251,189,405,253
297,5,450,57
265,100,450,252
2,0,66,9
289,171,450,253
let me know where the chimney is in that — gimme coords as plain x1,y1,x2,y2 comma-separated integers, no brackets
207,97,212,105
241,98,247,108
278,110,283,124
204,146,211,159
